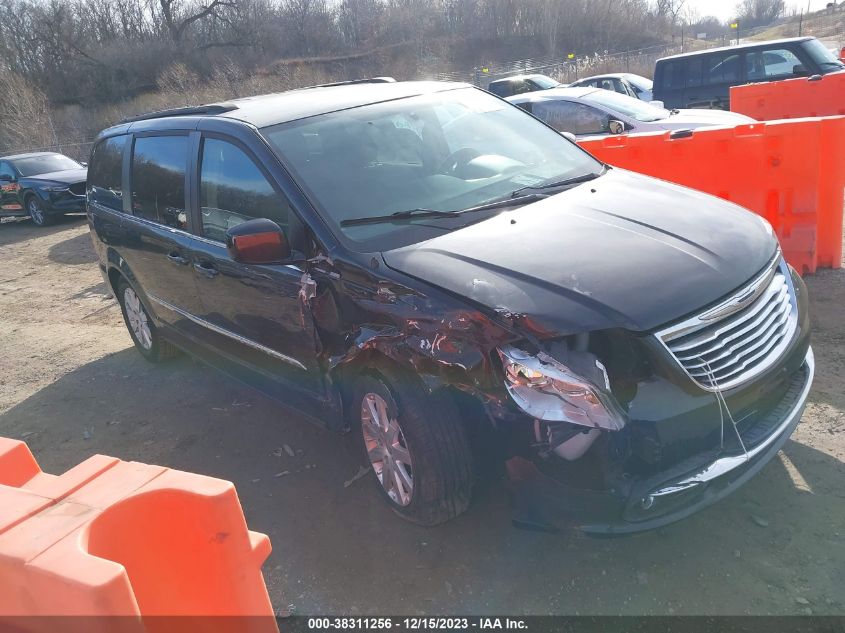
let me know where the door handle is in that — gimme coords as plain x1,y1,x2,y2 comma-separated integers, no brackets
167,251,189,265
194,261,219,278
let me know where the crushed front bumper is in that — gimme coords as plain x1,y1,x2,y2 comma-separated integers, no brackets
44,193,86,214
507,347,815,534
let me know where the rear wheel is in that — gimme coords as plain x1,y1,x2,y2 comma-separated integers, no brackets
27,196,51,227
353,367,474,525
116,277,179,362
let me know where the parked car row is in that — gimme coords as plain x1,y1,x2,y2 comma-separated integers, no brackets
507,86,752,138
486,37,844,139
84,78,812,533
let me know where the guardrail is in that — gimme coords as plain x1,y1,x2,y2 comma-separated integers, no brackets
578,117,845,274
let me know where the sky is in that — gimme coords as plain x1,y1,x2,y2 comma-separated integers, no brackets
686,0,830,22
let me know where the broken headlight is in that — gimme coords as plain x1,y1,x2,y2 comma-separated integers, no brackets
497,345,627,431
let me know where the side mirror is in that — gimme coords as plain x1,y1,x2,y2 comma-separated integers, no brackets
225,218,291,264
608,119,626,135
649,100,665,108
793,64,810,77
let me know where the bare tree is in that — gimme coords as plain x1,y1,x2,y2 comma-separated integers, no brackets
0,70,57,152
735,0,785,27
157,0,237,42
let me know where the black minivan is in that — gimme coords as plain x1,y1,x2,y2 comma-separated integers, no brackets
87,81,813,533
653,36,845,110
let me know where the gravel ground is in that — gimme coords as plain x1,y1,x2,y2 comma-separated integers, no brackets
1,215,843,616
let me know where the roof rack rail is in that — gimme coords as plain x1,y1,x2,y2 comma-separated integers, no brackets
121,102,239,124
303,77,397,89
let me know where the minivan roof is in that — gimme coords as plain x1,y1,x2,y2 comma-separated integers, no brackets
658,36,814,62
116,81,471,131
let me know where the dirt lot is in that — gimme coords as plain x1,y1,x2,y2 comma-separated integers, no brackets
1,216,844,616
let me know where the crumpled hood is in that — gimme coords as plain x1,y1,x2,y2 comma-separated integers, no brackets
657,109,755,130
382,169,777,336
21,168,87,185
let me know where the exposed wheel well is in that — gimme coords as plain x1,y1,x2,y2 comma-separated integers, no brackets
331,349,491,437
107,266,124,297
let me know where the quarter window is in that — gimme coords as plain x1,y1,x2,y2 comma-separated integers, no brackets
532,100,609,136
199,138,290,242
0,161,15,180
130,135,188,229
659,60,685,91
88,136,127,212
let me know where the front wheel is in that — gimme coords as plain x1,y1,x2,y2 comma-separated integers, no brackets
116,277,179,363
353,367,474,525
27,196,52,227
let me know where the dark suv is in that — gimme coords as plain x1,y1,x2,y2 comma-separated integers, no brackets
0,152,87,226
653,36,845,110
88,81,813,533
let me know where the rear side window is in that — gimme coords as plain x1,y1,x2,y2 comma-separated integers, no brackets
532,100,608,136
510,80,529,95
658,60,685,91
488,82,508,97
199,138,290,242
130,135,188,230
704,53,741,85
597,78,616,92
686,58,703,88
87,136,126,212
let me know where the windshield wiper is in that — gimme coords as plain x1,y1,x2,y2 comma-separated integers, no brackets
341,208,460,227
510,168,605,198
453,192,550,214
340,192,551,227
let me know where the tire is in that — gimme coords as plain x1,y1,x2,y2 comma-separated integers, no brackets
116,277,180,363
26,196,52,227
352,366,474,525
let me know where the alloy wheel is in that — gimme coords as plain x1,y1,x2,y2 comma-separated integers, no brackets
28,199,45,225
360,392,414,506
123,286,153,350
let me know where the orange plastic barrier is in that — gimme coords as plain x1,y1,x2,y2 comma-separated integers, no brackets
730,72,845,120
0,438,277,633
578,117,845,274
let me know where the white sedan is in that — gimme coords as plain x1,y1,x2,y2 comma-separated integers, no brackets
567,73,655,102
507,87,754,138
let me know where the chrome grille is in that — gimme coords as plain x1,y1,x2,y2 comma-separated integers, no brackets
656,256,799,391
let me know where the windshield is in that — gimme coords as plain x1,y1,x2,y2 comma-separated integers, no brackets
582,89,668,122
261,87,603,251
802,38,845,71
529,75,560,89
12,154,82,177
624,75,653,92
